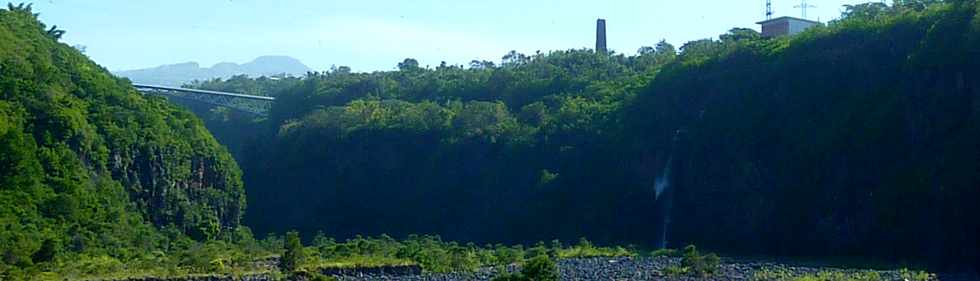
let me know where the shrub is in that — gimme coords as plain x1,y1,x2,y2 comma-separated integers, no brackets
493,244,525,265
208,258,226,272
900,268,932,281
527,242,548,259
447,244,479,272
680,245,719,276
651,248,678,257
663,265,688,276
556,238,634,259
491,255,559,281
750,268,903,281
547,240,561,259
281,231,305,272
656,245,720,277
576,237,593,250
68,255,123,276
522,255,559,281
31,239,58,263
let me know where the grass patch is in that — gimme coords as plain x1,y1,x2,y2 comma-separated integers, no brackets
555,238,635,259
310,235,635,273
26,234,636,280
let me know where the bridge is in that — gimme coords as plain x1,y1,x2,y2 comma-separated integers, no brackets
133,83,274,116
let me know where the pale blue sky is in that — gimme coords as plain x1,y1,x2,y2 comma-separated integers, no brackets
28,0,880,72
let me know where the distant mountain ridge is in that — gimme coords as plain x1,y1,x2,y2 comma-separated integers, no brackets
115,55,311,86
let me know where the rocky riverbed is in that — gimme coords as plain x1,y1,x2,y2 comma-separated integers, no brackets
108,257,960,281
333,257,940,281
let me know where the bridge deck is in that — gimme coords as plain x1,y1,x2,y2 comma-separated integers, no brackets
133,83,275,101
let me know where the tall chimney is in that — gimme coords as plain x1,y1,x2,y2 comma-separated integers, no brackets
596,19,607,54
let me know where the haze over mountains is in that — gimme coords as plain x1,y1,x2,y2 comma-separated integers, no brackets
115,55,311,86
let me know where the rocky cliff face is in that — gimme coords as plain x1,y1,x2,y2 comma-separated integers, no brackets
110,139,245,239
627,4,980,269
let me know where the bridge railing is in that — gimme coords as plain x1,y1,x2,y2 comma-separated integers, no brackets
133,84,275,101
133,83,274,116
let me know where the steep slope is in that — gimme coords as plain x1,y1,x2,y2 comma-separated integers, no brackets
188,1,980,270
0,3,244,274
627,1,980,269
210,52,658,246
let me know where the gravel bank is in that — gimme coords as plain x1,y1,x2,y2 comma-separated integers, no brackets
333,257,937,281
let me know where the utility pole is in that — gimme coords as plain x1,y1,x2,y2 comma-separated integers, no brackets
765,0,773,20
794,0,817,19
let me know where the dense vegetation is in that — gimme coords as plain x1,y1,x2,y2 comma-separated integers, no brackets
0,3,247,278
189,0,980,271
1,6,633,280
297,235,628,274
1,0,976,279
630,0,980,269
751,268,933,281
195,38,675,248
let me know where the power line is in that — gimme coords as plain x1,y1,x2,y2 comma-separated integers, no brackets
794,0,817,19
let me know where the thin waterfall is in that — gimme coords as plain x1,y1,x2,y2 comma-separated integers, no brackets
654,156,672,200
655,129,682,249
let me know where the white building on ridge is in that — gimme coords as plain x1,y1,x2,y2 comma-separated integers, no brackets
757,16,822,37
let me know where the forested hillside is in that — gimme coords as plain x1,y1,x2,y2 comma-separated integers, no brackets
0,4,245,278
190,0,980,270
197,48,673,246
629,0,980,269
